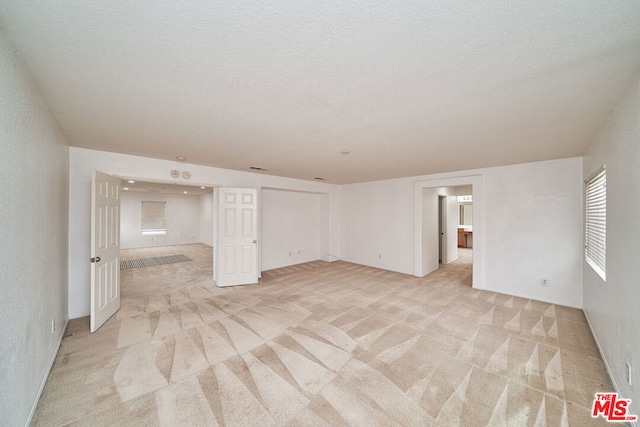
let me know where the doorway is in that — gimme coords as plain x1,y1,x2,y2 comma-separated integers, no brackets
118,178,216,294
414,175,484,289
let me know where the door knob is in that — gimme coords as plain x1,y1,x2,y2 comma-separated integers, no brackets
253,240,257,244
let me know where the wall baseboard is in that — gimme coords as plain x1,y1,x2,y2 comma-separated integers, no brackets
583,310,637,427
479,285,583,309
25,318,69,427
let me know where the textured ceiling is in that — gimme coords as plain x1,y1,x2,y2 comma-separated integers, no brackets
1,1,640,184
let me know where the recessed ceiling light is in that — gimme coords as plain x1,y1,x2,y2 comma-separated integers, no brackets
249,166,267,171
127,180,135,184
176,156,187,162
200,186,206,189
340,149,351,155
123,187,129,190
183,191,188,194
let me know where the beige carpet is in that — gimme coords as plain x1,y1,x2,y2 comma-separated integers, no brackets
33,244,614,426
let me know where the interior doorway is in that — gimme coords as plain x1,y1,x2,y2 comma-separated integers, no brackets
414,175,484,289
118,178,216,295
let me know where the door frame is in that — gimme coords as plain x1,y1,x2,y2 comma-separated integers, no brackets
414,175,484,289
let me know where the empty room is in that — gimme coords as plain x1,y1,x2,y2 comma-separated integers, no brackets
1,2,640,426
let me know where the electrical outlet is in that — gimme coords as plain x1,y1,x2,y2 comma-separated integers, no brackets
626,361,632,386
51,319,55,334
541,279,549,287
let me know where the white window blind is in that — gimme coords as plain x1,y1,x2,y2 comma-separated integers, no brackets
585,167,606,280
141,201,166,235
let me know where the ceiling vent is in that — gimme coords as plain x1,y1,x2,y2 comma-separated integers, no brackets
249,166,267,171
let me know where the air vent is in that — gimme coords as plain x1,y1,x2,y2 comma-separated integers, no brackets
249,166,267,171
314,177,327,181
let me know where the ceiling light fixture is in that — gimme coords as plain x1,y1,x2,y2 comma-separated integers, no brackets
340,149,351,155
127,180,135,184
123,187,129,190
200,186,206,189
176,156,187,162
183,191,188,194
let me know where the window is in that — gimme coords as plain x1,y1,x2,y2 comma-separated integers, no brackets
585,166,606,280
141,201,166,235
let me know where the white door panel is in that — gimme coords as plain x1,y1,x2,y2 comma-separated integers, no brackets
91,171,121,332
215,187,258,287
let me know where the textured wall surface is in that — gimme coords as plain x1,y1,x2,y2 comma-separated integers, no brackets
0,28,69,426
583,69,640,419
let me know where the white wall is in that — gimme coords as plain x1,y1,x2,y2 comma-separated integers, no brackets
261,189,327,270
340,178,415,272
199,193,214,247
121,192,203,249
482,159,583,306
342,157,584,307
68,147,341,318
583,70,640,417
445,192,459,262
0,29,69,426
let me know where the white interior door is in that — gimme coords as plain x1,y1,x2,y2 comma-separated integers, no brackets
90,171,121,332
439,195,447,264
420,188,439,276
215,187,258,287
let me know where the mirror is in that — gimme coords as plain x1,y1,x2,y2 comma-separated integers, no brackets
459,204,472,225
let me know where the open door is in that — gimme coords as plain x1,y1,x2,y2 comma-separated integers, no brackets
214,187,258,287
420,188,439,276
90,171,121,332
439,195,447,264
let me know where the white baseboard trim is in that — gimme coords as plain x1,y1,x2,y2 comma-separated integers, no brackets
25,318,69,427
583,310,637,427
